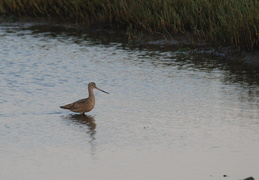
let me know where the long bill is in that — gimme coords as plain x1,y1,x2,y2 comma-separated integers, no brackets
96,87,109,94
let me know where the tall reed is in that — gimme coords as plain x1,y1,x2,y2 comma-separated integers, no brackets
0,0,258,50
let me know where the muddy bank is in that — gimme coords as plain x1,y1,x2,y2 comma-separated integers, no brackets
242,51,259,70
140,34,259,71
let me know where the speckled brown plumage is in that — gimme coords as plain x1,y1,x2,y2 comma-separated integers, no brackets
60,82,108,115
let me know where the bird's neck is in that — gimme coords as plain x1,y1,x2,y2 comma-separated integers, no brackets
88,88,95,99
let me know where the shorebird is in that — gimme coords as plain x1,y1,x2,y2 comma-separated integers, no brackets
60,82,109,115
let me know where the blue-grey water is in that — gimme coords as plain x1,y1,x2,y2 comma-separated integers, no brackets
1,23,259,180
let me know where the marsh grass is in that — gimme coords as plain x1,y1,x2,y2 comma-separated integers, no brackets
1,0,259,50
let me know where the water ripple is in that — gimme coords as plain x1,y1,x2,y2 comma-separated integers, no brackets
1,23,259,180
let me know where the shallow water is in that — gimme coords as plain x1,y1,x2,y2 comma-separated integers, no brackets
0,23,259,180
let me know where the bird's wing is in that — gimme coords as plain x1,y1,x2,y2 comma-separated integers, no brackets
60,98,88,109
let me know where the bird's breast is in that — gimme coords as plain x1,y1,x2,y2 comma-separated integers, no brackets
84,98,95,112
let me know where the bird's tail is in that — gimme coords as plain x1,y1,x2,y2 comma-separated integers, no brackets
60,106,67,109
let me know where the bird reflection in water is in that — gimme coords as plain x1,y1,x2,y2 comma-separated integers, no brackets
64,114,96,141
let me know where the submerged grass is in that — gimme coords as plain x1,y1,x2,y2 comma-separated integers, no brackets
0,0,259,50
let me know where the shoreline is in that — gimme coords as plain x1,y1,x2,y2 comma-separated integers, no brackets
1,0,259,50
1,18,259,71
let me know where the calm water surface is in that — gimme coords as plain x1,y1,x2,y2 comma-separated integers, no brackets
1,23,259,180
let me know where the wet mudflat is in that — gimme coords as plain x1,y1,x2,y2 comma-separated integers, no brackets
0,23,259,180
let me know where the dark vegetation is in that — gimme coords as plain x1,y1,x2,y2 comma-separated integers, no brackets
0,0,259,50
